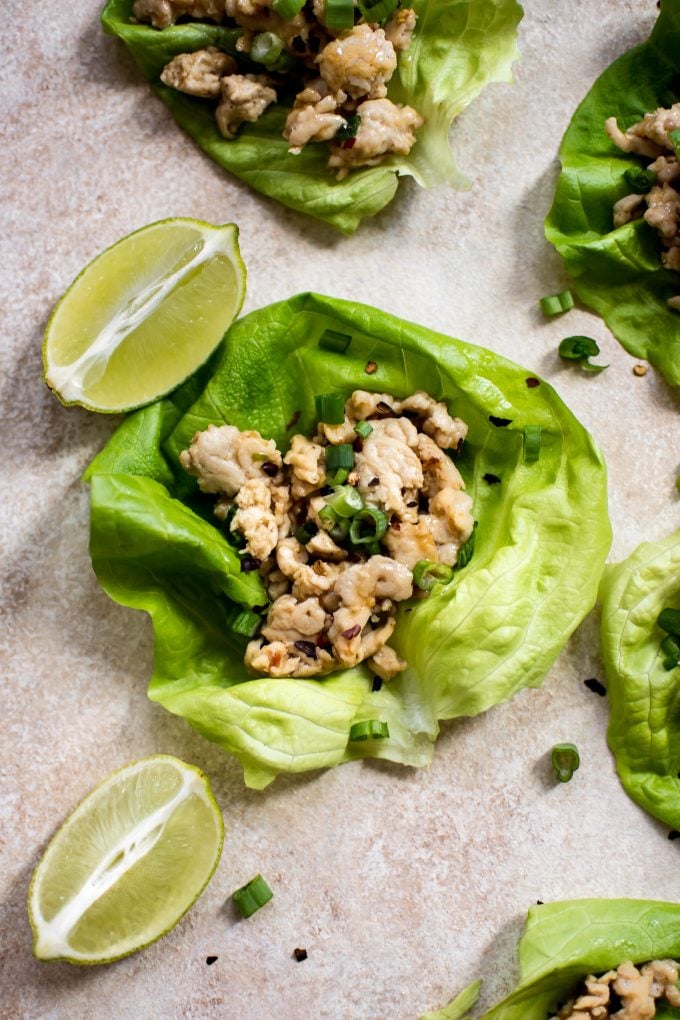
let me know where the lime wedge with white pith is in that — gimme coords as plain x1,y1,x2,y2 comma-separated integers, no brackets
43,218,246,413
28,755,224,965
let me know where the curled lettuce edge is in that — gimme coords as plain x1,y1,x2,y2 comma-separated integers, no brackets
600,528,680,829
422,898,680,1019
100,0,522,233
86,291,611,789
544,0,680,387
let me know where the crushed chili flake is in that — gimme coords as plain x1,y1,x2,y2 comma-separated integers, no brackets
364,361,378,375
368,477,380,487
206,956,218,965
293,948,308,961
294,639,317,659
668,830,680,841
240,554,261,573
406,500,418,507
372,675,383,692
342,137,356,149
489,415,513,427
286,409,301,430
526,377,540,388
262,461,278,477
483,473,501,485
376,401,394,415
584,677,606,696
389,514,401,530
342,624,361,640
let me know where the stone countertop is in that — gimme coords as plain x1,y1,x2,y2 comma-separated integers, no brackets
2,1,679,1017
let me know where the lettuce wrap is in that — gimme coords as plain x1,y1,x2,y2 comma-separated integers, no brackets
545,0,680,387
600,528,680,829
423,899,680,1019
85,292,611,788
101,0,522,233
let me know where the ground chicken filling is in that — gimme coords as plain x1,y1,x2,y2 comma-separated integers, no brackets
179,390,474,679
607,102,680,308
552,959,680,1020
133,0,423,178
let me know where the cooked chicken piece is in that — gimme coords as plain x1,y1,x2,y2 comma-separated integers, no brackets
317,24,397,100
225,0,320,56
384,519,438,569
334,555,413,607
400,391,468,449
355,616,396,661
305,530,348,561
284,85,346,152
262,594,328,643
284,435,326,489
245,638,334,677
327,605,373,666
613,192,646,228
179,424,282,495
605,115,667,159
315,417,357,444
649,154,680,184
663,246,680,271
368,643,406,681
215,74,277,138
271,485,292,539
225,0,270,15
417,434,466,498
328,98,423,176
384,8,417,51
160,47,236,97
231,479,279,560
276,537,345,598
422,489,474,566
609,103,680,158
133,0,225,29
554,958,680,1019
345,390,399,421
260,559,290,600
644,960,680,1006
644,183,680,240
355,419,423,520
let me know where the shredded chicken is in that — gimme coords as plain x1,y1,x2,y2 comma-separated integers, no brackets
215,74,277,138
160,47,236,96
384,8,417,51
553,959,680,1020
316,24,396,100
328,98,424,178
231,479,279,560
132,0,225,29
284,92,346,153
179,424,281,495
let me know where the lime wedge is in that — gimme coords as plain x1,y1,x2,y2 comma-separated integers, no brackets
43,218,246,412
28,755,224,964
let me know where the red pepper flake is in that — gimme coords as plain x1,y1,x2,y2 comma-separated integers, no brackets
526,377,540,388
294,639,318,659
372,675,383,692
262,461,278,477
584,677,606,696
390,514,401,530
376,401,394,415
293,948,308,962
342,137,356,149
364,361,378,375
668,830,680,841
206,956,218,966
286,409,301,430
483,473,501,485
368,477,380,487
341,624,361,640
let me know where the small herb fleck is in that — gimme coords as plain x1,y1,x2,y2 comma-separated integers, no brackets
584,677,606,697
483,473,501,485
489,415,513,428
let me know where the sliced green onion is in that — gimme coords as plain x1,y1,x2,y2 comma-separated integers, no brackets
336,114,361,141
295,521,318,545
523,425,542,463
349,719,389,741
231,610,262,638
661,635,680,670
325,484,363,518
658,608,680,636
558,335,608,373
357,0,398,22
354,420,373,439
413,559,455,591
318,504,338,530
349,507,388,545
551,743,580,783
315,393,345,425
232,874,273,918
326,444,354,471
319,329,351,353
670,128,680,153
623,166,657,193
250,31,285,67
540,290,574,317
330,518,350,542
324,0,355,30
327,468,349,486
455,521,478,570
272,0,305,18
223,505,246,549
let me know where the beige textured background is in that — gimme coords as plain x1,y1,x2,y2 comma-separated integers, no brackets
2,1,680,1017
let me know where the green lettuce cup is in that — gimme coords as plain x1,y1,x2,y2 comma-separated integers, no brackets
423,899,680,1019
101,0,522,233
545,0,680,386
601,528,680,829
85,292,611,788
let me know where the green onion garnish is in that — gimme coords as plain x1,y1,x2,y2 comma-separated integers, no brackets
354,420,373,439
336,115,361,141
232,874,274,918
294,521,318,545
315,393,345,425
349,720,390,741
223,505,246,549
623,166,657,193
540,290,574,317
325,484,363,518
658,608,680,636
413,559,455,591
551,743,580,783
319,329,351,353
670,128,680,153
349,507,388,545
327,468,349,486
318,504,338,530
272,0,305,18
324,0,355,29
250,31,285,67
357,0,398,22
523,425,542,463
326,444,354,472
661,635,680,671
455,521,478,570
558,335,608,373
231,610,262,638
330,518,350,543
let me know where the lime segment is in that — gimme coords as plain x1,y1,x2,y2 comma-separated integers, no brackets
28,755,224,964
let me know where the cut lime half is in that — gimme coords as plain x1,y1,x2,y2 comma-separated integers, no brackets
28,755,224,965
43,218,246,412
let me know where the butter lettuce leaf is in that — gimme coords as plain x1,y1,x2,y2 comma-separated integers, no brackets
101,0,521,233
545,0,680,386
87,292,610,788
600,528,680,828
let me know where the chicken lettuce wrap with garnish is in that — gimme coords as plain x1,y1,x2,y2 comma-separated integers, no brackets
85,292,610,789
101,0,522,233
545,0,680,386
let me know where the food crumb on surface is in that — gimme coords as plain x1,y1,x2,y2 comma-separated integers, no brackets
584,677,606,696
668,830,680,840
365,361,378,374
293,947,308,961
633,363,648,376
526,376,541,388
206,956,218,965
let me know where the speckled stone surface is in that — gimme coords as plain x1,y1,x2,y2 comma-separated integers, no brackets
2,1,680,1018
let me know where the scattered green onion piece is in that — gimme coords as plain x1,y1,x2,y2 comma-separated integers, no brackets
232,874,274,918
558,335,608,373
326,444,354,471
661,635,680,670
272,0,305,18
413,559,455,591
250,31,285,67
295,521,318,545
223,505,246,549
357,0,398,22
315,393,345,425
327,468,349,486
623,166,657,193
318,504,338,530
231,610,262,638
325,484,363,518
349,719,390,741
324,0,354,30
540,290,574,317
336,114,361,141
523,425,542,463
354,420,373,439
349,507,388,545
330,518,350,543
551,743,580,783
319,329,351,353
670,128,680,153
658,608,680,636
455,520,478,570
